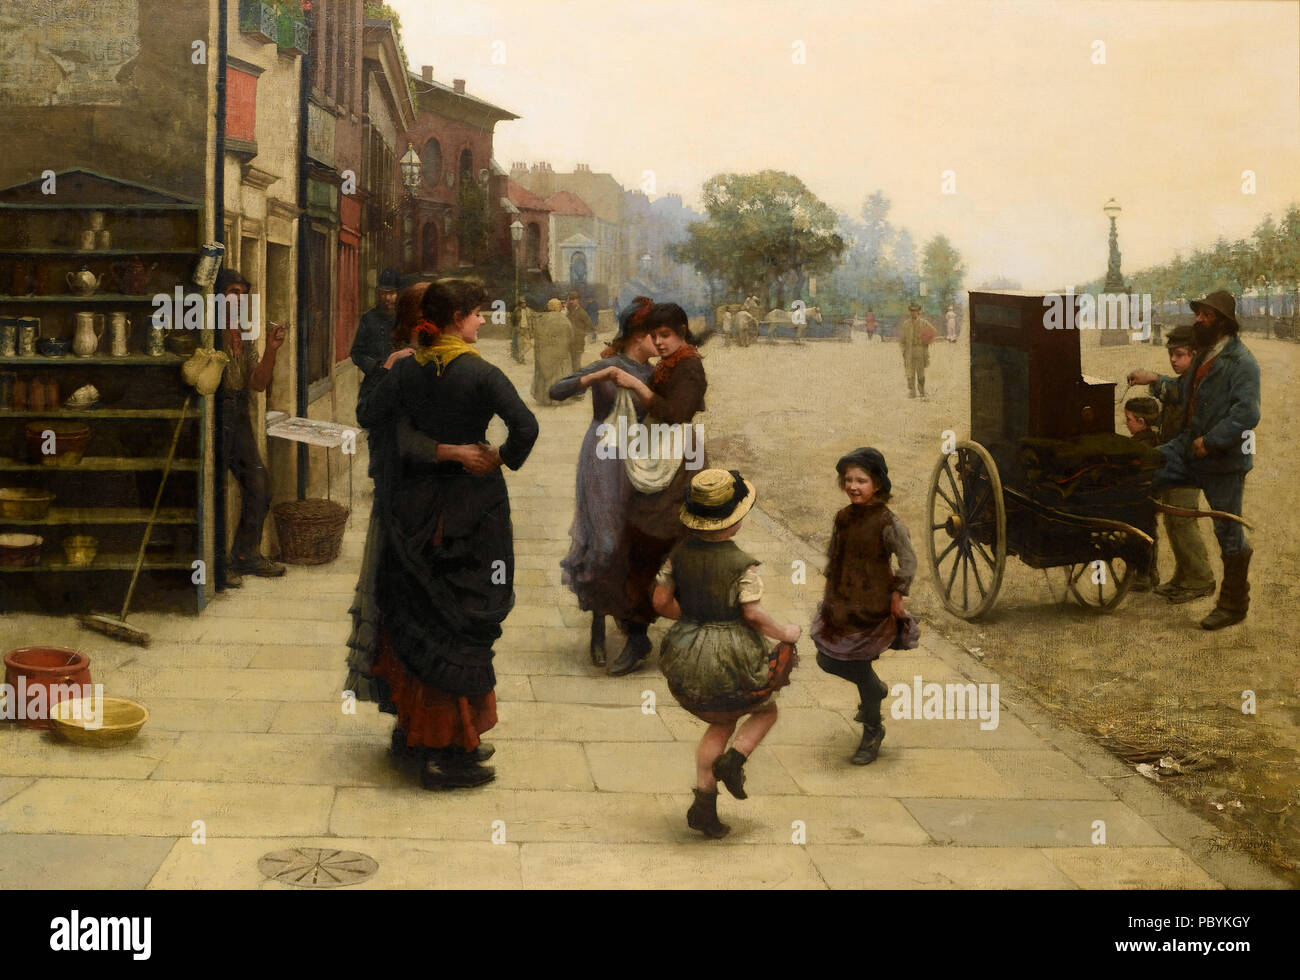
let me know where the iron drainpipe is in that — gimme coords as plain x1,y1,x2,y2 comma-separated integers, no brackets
295,12,311,499
213,0,229,587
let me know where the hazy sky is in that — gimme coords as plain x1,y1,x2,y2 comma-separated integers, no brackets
394,0,1300,287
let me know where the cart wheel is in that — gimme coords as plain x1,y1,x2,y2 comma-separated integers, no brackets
926,440,1006,619
1065,557,1134,611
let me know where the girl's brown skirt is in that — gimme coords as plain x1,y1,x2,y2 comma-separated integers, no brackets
372,633,497,752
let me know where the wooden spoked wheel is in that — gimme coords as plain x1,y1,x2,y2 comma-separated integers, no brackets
926,441,1007,619
1065,556,1134,611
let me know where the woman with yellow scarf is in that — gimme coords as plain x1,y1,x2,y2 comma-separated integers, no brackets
356,278,539,790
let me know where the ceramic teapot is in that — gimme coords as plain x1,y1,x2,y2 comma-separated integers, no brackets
111,257,158,296
66,265,103,297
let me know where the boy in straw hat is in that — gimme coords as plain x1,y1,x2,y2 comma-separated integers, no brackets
652,468,802,839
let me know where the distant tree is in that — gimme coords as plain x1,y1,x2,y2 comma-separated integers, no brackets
921,235,966,311
677,170,845,308
893,228,918,298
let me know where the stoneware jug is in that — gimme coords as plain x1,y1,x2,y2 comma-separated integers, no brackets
109,313,131,356
73,312,104,357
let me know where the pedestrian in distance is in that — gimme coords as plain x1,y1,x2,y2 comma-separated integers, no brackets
945,305,958,342
1126,324,1215,603
900,303,934,398
810,448,919,765
652,468,801,839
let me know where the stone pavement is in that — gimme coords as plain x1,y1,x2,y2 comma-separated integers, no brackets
0,339,1285,889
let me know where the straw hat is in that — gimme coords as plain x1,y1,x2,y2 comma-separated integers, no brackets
680,469,756,531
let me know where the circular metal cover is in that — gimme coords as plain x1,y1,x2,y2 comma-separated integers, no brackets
257,847,379,888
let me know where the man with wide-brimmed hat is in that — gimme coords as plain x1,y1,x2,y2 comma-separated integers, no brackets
350,267,400,404
900,302,934,398
1146,289,1260,629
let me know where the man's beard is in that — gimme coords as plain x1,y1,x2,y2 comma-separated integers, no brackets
1193,320,1218,347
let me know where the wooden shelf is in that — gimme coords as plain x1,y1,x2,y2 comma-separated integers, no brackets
0,248,196,257
0,408,200,420
0,203,200,213
0,294,165,304
0,507,196,526
0,553,196,573
0,457,198,472
0,354,183,366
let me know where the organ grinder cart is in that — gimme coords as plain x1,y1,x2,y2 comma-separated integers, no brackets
925,290,1162,618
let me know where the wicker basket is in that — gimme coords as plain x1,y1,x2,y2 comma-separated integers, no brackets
272,499,349,565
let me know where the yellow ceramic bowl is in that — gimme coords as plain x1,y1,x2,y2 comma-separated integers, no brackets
49,697,148,746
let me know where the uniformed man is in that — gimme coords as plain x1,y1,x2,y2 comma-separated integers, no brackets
349,267,399,403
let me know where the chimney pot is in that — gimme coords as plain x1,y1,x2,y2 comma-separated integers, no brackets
453,79,466,94
422,65,434,82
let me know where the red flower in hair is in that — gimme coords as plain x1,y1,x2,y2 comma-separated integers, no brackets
413,319,441,343
628,296,654,328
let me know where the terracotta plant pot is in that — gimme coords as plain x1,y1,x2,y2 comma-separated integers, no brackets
25,421,91,465
3,647,92,730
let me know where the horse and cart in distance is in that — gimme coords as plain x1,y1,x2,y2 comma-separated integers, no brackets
925,290,1168,618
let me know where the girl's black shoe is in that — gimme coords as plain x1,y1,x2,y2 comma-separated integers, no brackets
686,788,730,839
711,747,749,799
852,724,885,765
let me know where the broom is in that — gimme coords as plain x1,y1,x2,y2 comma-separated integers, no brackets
79,393,193,646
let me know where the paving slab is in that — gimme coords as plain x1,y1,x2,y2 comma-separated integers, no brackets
584,741,801,795
0,778,335,837
331,788,671,843
490,701,675,742
0,727,176,780
0,833,177,890
807,844,1075,889
1043,846,1223,889
899,799,1169,846
520,842,827,889
771,744,1019,798
655,792,932,846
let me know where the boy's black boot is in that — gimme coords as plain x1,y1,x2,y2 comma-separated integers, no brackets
712,747,749,799
851,723,885,765
686,789,730,839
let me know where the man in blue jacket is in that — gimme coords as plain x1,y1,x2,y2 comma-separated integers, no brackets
1140,290,1259,630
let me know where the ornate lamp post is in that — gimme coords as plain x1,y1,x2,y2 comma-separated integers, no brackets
400,143,422,272
1103,197,1124,291
510,220,525,364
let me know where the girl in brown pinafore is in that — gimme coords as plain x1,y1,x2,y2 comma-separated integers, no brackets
811,448,919,765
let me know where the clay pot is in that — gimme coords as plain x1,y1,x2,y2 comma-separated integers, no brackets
3,647,91,730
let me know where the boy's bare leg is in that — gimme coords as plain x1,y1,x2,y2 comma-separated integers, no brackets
696,721,736,790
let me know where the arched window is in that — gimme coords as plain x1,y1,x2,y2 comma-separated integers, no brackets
570,251,587,285
459,149,473,183
526,222,541,269
421,222,439,272
421,138,443,188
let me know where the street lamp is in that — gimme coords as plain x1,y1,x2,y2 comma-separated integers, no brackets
399,144,422,272
1103,197,1124,291
510,220,524,364
400,143,422,193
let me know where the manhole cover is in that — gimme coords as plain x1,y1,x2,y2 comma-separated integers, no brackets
257,847,379,888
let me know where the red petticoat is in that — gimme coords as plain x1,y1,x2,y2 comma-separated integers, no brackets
371,634,497,752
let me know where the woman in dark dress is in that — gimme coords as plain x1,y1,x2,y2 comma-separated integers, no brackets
355,278,539,789
346,281,428,711
596,302,708,675
549,298,658,665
